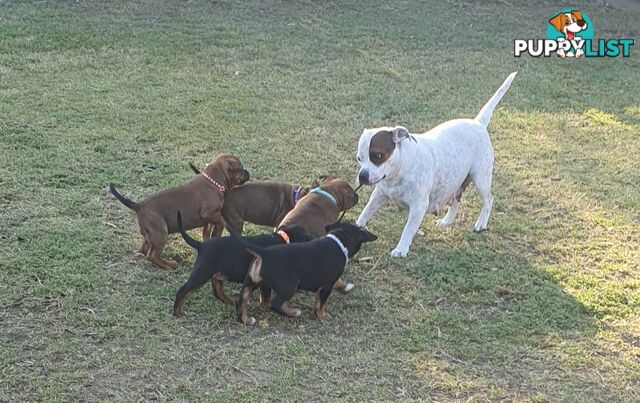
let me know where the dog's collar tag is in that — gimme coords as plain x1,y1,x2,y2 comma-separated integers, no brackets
326,234,349,265
201,171,226,193
310,188,337,206
276,230,290,244
293,186,302,205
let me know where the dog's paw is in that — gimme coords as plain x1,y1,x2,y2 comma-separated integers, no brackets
473,223,487,233
315,311,332,320
246,316,256,326
166,259,179,269
339,283,355,294
390,247,408,258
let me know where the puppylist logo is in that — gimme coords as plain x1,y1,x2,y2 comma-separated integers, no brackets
514,9,634,58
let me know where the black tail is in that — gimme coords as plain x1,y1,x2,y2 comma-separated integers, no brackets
108,183,139,210
177,211,202,250
188,162,201,175
227,228,267,258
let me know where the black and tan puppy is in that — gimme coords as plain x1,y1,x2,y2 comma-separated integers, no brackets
189,162,309,236
236,222,377,326
109,154,249,268
277,176,360,293
173,212,312,317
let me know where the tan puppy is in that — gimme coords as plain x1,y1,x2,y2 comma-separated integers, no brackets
109,154,249,268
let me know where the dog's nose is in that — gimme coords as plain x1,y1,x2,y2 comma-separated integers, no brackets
577,19,586,27
358,170,369,185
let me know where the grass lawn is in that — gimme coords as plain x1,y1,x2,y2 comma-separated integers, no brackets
1,0,639,400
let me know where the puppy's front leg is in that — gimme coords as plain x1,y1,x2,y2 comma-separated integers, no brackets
391,203,428,258
356,188,389,227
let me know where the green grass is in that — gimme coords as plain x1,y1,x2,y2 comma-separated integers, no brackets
1,0,639,400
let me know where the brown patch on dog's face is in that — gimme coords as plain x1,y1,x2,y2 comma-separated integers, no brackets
321,178,358,211
368,130,396,166
549,11,584,33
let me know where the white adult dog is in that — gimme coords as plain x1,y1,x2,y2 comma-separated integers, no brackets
355,72,517,257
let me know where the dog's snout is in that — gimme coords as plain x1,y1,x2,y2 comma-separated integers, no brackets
358,170,369,185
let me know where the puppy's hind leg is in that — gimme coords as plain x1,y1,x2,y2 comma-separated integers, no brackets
145,228,177,268
236,281,259,326
173,286,197,317
269,290,301,318
313,288,333,320
138,239,149,255
258,285,272,308
210,275,234,305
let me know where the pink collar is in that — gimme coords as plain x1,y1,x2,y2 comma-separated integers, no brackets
201,171,226,193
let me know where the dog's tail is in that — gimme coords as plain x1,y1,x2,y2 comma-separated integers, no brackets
108,183,139,211
188,162,200,175
177,211,202,250
227,229,267,260
474,71,518,128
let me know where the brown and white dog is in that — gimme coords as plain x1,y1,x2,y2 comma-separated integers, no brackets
356,73,517,257
549,10,588,58
109,154,249,268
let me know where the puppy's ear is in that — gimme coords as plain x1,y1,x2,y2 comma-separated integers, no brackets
549,13,566,32
324,222,340,232
188,162,201,175
392,127,416,144
360,229,378,242
319,175,335,182
573,10,583,21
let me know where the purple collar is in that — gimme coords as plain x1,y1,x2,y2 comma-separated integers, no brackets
293,185,303,204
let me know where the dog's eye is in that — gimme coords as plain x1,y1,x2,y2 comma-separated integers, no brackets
370,152,383,161
357,156,361,162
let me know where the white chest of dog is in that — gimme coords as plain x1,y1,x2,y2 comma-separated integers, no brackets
356,72,517,257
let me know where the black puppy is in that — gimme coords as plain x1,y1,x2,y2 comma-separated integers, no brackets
236,222,377,325
173,212,311,317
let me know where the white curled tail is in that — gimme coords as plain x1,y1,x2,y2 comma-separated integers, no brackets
475,71,518,127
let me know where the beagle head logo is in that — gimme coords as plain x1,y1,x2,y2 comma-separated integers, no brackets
514,10,634,58
546,9,594,58
549,10,588,41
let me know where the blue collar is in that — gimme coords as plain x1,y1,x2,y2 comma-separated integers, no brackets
310,188,337,206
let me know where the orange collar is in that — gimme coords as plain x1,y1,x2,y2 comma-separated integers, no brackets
276,230,290,244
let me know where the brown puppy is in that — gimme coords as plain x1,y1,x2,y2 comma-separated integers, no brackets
109,154,249,268
276,176,359,293
189,162,309,236
222,182,310,235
